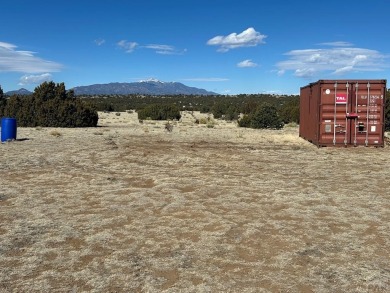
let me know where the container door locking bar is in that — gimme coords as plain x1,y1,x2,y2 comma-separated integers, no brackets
344,82,349,145
354,82,359,145
333,82,337,145
365,82,370,146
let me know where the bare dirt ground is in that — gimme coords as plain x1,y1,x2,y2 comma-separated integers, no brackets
0,111,389,293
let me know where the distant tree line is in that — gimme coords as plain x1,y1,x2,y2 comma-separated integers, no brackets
81,93,300,128
84,89,390,131
0,82,98,127
1,83,389,131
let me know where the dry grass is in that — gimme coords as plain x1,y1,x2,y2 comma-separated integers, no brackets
49,130,62,137
0,111,389,292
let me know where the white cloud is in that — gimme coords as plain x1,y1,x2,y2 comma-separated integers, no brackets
276,44,388,78
332,66,353,75
182,78,229,82
237,59,258,68
207,27,266,52
145,44,174,53
94,38,105,46
0,41,63,73
319,41,353,47
294,68,317,78
117,41,185,55
117,40,138,53
18,73,52,85
144,44,186,55
0,42,16,50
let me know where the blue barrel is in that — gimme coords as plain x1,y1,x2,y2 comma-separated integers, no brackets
1,118,17,142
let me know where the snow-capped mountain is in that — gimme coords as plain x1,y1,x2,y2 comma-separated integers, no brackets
72,80,217,95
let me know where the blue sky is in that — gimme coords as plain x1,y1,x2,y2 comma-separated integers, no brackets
1,0,389,95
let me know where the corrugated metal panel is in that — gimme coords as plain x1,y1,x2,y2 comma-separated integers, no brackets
300,80,386,147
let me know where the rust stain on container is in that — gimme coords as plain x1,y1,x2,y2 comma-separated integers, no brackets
300,80,386,147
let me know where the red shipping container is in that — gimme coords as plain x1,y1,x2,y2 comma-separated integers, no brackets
300,80,386,147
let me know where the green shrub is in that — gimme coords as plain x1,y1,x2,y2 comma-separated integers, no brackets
250,103,283,129
199,117,208,124
137,104,181,120
240,100,259,115
238,103,283,130
0,87,5,117
211,102,239,121
211,101,227,119
238,115,252,128
279,97,300,124
0,82,98,127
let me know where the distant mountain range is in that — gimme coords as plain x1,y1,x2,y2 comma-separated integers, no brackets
72,79,217,95
4,79,217,96
5,88,33,96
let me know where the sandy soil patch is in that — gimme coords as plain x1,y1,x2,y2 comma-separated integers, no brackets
0,111,389,292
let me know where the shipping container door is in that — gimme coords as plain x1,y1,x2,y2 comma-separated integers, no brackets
319,81,385,146
319,82,351,146
350,82,385,146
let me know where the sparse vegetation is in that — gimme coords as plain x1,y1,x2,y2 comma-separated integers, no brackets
1,114,389,292
285,121,299,128
78,92,300,124
49,130,62,137
198,117,208,124
164,122,173,132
